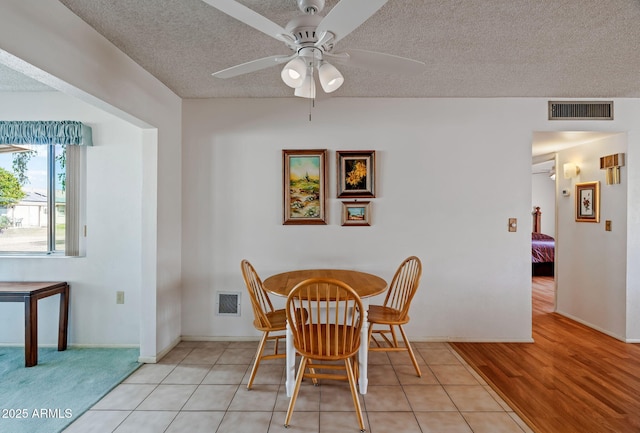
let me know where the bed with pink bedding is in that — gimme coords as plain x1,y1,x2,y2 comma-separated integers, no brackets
532,232,554,276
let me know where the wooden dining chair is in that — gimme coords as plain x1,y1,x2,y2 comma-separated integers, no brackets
284,278,366,432
367,256,423,376
240,259,287,390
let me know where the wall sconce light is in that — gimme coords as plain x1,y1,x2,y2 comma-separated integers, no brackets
563,162,580,179
600,153,625,184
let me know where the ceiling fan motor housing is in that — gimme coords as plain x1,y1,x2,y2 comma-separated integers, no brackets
285,15,333,55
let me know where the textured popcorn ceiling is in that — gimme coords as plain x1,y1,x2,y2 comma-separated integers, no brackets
46,0,640,99
1,1,635,155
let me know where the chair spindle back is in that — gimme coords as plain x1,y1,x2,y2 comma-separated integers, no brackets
383,256,422,320
241,259,276,329
286,278,363,360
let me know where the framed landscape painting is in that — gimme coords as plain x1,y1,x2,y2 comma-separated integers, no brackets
283,149,328,225
575,181,600,223
337,150,376,198
341,201,371,226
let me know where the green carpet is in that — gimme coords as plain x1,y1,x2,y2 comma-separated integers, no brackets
0,346,141,433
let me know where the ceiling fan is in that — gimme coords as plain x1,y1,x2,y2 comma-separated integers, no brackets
204,0,426,98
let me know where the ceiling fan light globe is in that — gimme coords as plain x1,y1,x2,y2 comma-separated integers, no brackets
319,62,344,93
281,57,307,88
288,70,301,80
294,74,316,99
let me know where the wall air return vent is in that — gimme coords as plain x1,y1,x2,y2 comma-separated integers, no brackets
548,101,613,120
216,291,241,316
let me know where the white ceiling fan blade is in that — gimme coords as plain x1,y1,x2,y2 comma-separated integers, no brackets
212,54,294,79
202,0,291,42
316,0,388,43
328,49,426,75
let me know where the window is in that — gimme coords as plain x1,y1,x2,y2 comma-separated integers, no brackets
0,143,75,254
0,121,91,256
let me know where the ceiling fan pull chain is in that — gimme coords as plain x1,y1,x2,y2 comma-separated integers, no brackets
308,84,314,122
310,63,316,121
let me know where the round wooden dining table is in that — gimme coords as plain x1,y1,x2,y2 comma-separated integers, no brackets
263,269,387,298
263,269,388,396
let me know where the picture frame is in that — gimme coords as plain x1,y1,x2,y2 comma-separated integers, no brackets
575,181,600,223
283,149,328,225
337,150,376,198
341,201,371,226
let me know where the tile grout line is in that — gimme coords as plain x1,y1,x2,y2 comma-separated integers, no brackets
114,349,185,433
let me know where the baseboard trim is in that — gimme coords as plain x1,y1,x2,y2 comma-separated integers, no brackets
180,335,261,342
141,336,182,364
0,343,140,348
555,310,626,342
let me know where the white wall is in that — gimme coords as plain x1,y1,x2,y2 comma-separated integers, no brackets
627,126,640,341
182,97,640,343
0,0,183,360
0,92,142,346
182,98,536,342
556,134,628,339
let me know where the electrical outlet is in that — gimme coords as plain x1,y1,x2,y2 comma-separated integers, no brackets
605,220,612,231
508,218,517,232
116,291,125,304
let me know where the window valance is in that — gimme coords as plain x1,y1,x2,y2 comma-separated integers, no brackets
0,121,93,146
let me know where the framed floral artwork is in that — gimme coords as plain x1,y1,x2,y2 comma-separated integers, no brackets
575,181,600,223
341,201,371,226
337,150,376,198
283,149,328,225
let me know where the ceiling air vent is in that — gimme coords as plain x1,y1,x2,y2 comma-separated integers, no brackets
548,101,613,120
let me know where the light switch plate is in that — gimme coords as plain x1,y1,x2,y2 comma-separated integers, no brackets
508,218,517,232
605,220,612,231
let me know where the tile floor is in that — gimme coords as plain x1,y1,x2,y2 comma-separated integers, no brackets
63,341,534,433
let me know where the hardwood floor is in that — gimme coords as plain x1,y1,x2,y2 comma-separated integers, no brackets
452,276,640,433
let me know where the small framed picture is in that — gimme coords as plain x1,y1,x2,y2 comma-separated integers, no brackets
341,201,371,226
337,150,375,198
575,181,600,223
283,149,328,225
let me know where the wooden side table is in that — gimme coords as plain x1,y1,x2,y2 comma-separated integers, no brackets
0,282,70,367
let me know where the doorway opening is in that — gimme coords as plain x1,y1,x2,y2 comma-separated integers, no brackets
531,130,625,317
